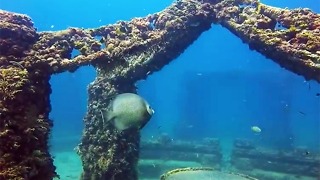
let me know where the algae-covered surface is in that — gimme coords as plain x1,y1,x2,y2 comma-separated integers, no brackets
0,0,319,179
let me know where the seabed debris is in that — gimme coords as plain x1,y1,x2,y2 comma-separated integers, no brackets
0,0,319,179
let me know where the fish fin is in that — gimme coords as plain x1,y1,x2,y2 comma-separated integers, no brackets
100,110,106,125
114,120,127,131
139,119,149,130
105,94,117,101
99,37,105,43
105,109,127,131
106,111,115,122
105,111,123,131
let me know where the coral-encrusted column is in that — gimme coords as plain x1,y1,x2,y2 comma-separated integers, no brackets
0,11,57,179
1,0,320,179
78,78,140,180
0,68,57,180
77,0,215,178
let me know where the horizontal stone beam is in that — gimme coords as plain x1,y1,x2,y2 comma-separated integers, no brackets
219,1,320,81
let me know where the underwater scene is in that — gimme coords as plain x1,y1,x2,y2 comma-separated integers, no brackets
0,0,319,179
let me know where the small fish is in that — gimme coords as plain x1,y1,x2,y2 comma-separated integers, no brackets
299,111,306,116
99,37,105,44
187,125,194,128
316,93,320,97
305,151,310,155
251,126,262,133
104,93,154,131
50,25,54,28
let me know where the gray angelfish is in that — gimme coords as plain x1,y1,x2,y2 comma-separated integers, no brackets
104,93,154,131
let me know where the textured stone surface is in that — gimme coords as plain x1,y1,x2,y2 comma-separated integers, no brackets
0,0,319,179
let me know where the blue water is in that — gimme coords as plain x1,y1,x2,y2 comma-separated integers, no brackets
1,0,320,178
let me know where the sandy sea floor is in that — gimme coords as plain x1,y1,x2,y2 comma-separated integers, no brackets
50,136,319,180
52,151,82,180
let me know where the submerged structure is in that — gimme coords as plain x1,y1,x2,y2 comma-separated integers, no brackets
139,138,320,179
0,0,319,179
160,167,258,180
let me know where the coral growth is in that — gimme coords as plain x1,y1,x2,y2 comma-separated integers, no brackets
215,1,320,81
0,0,319,179
0,66,57,180
0,11,56,180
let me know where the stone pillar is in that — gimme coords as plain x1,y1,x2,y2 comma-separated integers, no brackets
0,10,57,180
78,78,140,180
0,67,57,179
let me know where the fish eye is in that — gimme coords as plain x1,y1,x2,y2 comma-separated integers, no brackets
147,105,154,114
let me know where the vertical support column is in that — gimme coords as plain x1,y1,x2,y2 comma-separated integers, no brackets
0,67,57,179
78,78,140,180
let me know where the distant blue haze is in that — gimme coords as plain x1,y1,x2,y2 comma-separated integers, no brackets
1,0,319,152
